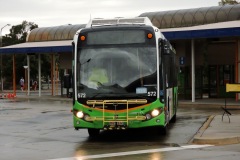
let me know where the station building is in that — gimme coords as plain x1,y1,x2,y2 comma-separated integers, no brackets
1,4,240,101
140,4,240,101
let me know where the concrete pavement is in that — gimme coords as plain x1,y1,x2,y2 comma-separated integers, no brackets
180,99,240,145
192,114,240,145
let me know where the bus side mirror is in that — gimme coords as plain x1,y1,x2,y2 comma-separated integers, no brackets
159,39,170,55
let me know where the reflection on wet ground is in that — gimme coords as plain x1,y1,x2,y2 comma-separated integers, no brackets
73,106,235,159
74,110,207,158
89,128,167,142
74,130,179,158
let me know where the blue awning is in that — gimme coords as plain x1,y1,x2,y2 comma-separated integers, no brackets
161,20,240,40
0,40,72,54
163,27,240,40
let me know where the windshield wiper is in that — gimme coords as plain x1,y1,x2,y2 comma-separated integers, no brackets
80,58,91,66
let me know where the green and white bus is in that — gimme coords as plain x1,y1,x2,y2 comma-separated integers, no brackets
72,17,178,137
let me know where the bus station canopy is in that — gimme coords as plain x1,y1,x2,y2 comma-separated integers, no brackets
0,24,86,54
1,4,240,54
0,40,72,54
139,4,240,40
139,4,240,29
161,20,240,40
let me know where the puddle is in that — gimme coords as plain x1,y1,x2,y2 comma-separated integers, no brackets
0,108,30,111
41,110,67,113
0,99,22,103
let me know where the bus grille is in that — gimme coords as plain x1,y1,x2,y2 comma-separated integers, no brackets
86,99,147,110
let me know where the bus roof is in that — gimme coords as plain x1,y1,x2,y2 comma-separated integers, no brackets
86,17,153,28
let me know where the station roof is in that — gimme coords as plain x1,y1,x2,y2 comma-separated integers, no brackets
0,40,72,54
0,24,85,54
27,24,86,42
161,20,240,40
1,4,240,54
139,4,240,29
139,4,240,40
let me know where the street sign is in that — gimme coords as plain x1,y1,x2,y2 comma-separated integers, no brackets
179,57,185,65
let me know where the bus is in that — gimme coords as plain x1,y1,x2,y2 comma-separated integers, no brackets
72,17,178,137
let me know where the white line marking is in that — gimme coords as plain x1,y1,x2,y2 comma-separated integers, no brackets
47,144,213,160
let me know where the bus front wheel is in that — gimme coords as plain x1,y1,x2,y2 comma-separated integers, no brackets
159,126,168,135
88,128,100,137
170,114,177,123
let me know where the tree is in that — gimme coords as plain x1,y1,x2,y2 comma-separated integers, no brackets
2,21,39,88
219,0,240,5
4,20,38,46
2,21,51,89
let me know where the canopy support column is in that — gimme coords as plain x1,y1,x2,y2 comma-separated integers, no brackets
12,54,16,96
191,39,195,102
236,39,240,100
38,54,41,97
51,54,56,96
27,55,30,96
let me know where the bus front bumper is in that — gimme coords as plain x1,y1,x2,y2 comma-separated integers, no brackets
73,113,165,130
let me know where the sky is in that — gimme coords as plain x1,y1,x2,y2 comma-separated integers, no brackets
0,0,221,35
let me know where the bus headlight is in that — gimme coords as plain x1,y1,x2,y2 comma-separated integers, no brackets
76,111,84,118
145,113,152,120
151,109,160,117
144,108,163,121
84,114,90,121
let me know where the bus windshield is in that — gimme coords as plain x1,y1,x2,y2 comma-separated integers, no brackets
77,46,157,101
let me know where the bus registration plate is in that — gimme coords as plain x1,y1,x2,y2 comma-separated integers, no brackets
109,122,124,125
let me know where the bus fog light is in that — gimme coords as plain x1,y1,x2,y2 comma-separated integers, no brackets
156,119,160,123
76,111,84,118
145,113,152,120
84,115,90,121
151,109,160,117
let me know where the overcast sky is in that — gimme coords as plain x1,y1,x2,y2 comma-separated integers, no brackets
1,0,221,35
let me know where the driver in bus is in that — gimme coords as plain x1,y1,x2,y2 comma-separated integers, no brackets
88,67,109,89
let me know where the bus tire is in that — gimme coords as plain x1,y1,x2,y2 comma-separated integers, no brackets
170,114,177,123
88,128,100,138
159,126,168,135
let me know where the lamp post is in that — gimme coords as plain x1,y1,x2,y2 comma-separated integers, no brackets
0,24,11,92
23,66,28,95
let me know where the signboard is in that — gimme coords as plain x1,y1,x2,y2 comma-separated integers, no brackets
179,57,185,65
226,83,240,92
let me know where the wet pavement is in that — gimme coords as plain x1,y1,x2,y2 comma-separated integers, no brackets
5,94,240,146
0,97,205,159
1,95,240,159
